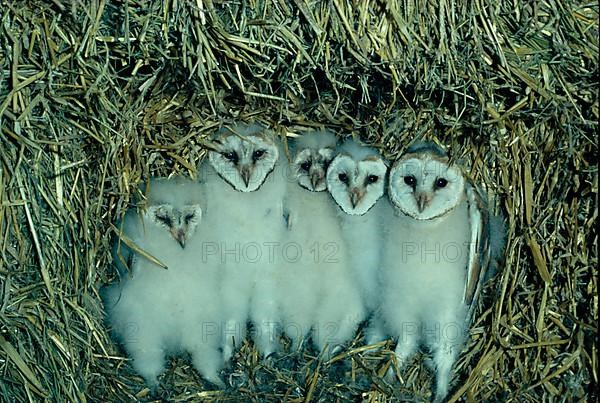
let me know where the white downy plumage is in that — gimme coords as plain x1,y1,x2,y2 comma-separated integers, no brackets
103,177,223,388
326,138,390,315
318,138,392,354
200,122,288,361
374,142,505,402
279,129,348,351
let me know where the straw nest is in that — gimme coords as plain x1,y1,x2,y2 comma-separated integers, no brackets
0,1,597,401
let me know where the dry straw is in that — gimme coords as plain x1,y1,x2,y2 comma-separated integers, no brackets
0,0,597,401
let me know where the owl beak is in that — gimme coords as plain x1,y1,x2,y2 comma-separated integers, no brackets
170,228,186,249
415,192,432,212
350,187,365,208
310,171,324,190
240,165,252,187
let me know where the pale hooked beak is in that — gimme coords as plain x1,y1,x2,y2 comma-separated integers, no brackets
240,165,252,188
415,192,432,213
350,187,365,208
170,228,186,249
310,171,324,190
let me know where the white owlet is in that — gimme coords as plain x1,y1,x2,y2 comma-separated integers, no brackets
326,138,391,315
200,122,287,361
374,142,505,402
111,179,203,276
103,177,224,388
279,129,351,352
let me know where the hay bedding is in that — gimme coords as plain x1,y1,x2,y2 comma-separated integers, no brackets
0,0,596,401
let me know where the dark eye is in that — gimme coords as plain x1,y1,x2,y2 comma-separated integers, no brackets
184,213,195,224
300,161,311,171
404,175,416,188
156,214,172,227
253,149,266,161
367,175,379,184
223,151,238,163
435,177,448,189
338,173,349,184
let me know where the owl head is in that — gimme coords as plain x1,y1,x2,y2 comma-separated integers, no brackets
388,142,465,220
145,204,201,248
143,177,204,248
326,139,388,215
208,122,279,192
290,129,338,191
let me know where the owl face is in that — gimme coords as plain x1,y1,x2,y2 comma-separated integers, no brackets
388,151,465,220
147,204,202,248
208,127,279,192
326,154,387,215
290,130,338,191
293,146,335,191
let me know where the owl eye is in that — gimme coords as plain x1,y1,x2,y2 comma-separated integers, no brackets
155,213,172,227
404,175,416,188
338,173,349,184
367,175,379,184
223,151,238,163
252,149,266,161
184,213,195,224
434,177,448,189
300,161,311,171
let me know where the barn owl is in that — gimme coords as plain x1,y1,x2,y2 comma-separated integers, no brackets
103,177,224,388
111,179,203,276
326,138,391,315
375,141,505,402
200,122,287,362
278,129,350,352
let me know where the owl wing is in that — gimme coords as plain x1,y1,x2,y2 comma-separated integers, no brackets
464,182,492,324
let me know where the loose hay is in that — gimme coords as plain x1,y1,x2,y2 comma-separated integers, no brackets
0,0,597,401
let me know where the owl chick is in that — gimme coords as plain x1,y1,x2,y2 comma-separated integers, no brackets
278,129,347,351
111,179,203,276
290,129,337,192
302,137,390,356
326,138,391,315
103,177,224,388
376,142,505,402
200,122,288,361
